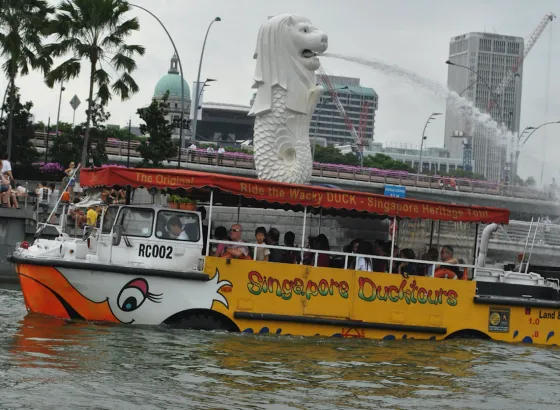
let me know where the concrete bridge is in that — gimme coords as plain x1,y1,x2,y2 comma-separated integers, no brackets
32,133,560,219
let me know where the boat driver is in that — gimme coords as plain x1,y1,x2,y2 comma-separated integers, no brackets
167,216,188,241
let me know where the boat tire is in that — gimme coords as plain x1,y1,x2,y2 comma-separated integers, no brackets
176,313,237,332
445,329,490,340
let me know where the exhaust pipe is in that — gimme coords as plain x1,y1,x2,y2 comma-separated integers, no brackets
477,223,498,268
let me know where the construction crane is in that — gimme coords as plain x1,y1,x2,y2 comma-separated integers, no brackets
317,67,361,149
487,12,556,114
358,101,371,154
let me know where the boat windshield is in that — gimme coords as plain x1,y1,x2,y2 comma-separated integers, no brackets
155,210,200,242
116,208,154,238
101,206,120,234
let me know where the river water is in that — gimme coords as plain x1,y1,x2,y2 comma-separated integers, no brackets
1,286,559,410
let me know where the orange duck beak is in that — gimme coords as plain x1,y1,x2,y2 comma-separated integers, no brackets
18,265,119,323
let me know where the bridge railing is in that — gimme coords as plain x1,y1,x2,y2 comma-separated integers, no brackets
32,132,554,201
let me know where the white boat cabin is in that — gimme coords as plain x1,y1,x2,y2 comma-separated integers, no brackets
24,205,205,273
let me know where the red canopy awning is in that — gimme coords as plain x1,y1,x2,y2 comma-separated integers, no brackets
81,167,510,224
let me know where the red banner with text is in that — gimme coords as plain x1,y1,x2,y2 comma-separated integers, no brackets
82,167,509,224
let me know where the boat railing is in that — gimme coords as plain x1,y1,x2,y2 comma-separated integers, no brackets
207,239,478,278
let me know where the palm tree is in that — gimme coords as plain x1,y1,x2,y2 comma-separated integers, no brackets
0,0,53,160
45,0,145,165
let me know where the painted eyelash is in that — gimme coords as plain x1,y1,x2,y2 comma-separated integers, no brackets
147,292,163,303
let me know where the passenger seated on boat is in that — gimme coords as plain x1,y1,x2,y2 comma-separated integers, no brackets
213,225,229,256
372,241,389,273
344,239,361,269
254,226,270,261
222,224,250,259
166,216,189,240
267,228,284,263
315,234,331,267
355,241,374,272
434,245,461,279
302,236,317,265
419,247,439,276
396,248,418,277
281,231,301,264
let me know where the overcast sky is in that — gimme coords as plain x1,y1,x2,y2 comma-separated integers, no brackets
6,0,559,183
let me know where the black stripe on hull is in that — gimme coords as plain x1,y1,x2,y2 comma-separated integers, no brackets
234,312,447,334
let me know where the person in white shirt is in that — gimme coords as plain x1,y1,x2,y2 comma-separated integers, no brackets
206,146,215,165
1,172,11,207
1,154,13,181
188,142,197,163
217,145,226,165
167,216,188,241
15,184,27,196
355,241,374,272
35,182,52,219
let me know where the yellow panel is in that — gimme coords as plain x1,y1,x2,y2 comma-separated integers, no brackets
302,266,352,318
204,257,560,346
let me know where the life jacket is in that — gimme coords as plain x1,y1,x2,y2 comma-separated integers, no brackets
434,267,458,279
434,259,462,279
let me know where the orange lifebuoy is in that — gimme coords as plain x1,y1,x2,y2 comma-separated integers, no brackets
434,267,458,279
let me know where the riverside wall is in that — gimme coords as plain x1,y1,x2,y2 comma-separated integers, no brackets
0,209,36,283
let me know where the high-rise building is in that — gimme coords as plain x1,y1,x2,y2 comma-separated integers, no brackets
310,75,378,148
444,32,524,181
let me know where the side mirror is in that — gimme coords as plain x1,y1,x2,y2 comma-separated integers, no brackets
112,225,124,246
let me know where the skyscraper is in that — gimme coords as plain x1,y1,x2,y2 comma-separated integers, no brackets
444,32,524,181
310,75,378,148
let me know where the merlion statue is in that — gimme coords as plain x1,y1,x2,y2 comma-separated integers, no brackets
249,14,328,184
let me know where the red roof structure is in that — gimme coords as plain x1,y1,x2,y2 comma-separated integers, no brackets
81,167,510,224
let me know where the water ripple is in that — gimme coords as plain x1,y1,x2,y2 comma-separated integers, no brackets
1,287,560,409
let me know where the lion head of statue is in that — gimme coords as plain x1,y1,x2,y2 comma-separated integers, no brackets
249,14,328,116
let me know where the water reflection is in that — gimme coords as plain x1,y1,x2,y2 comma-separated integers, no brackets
10,314,113,370
196,333,482,403
2,286,560,409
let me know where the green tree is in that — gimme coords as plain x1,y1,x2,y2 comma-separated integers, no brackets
87,101,109,166
363,153,413,172
0,89,38,164
49,129,81,165
45,0,145,166
49,103,110,166
525,176,536,187
137,93,177,167
0,0,53,159
313,145,359,166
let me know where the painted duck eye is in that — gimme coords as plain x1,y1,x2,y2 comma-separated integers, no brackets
117,278,162,312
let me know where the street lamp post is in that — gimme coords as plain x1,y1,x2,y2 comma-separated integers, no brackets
188,78,216,143
445,60,504,121
54,82,65,137
511,126,535,187
130,4,186,169
416,112,442,183
517,121,560,186
191,17,221,144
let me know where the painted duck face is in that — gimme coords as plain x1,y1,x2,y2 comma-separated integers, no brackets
56,268,231,325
